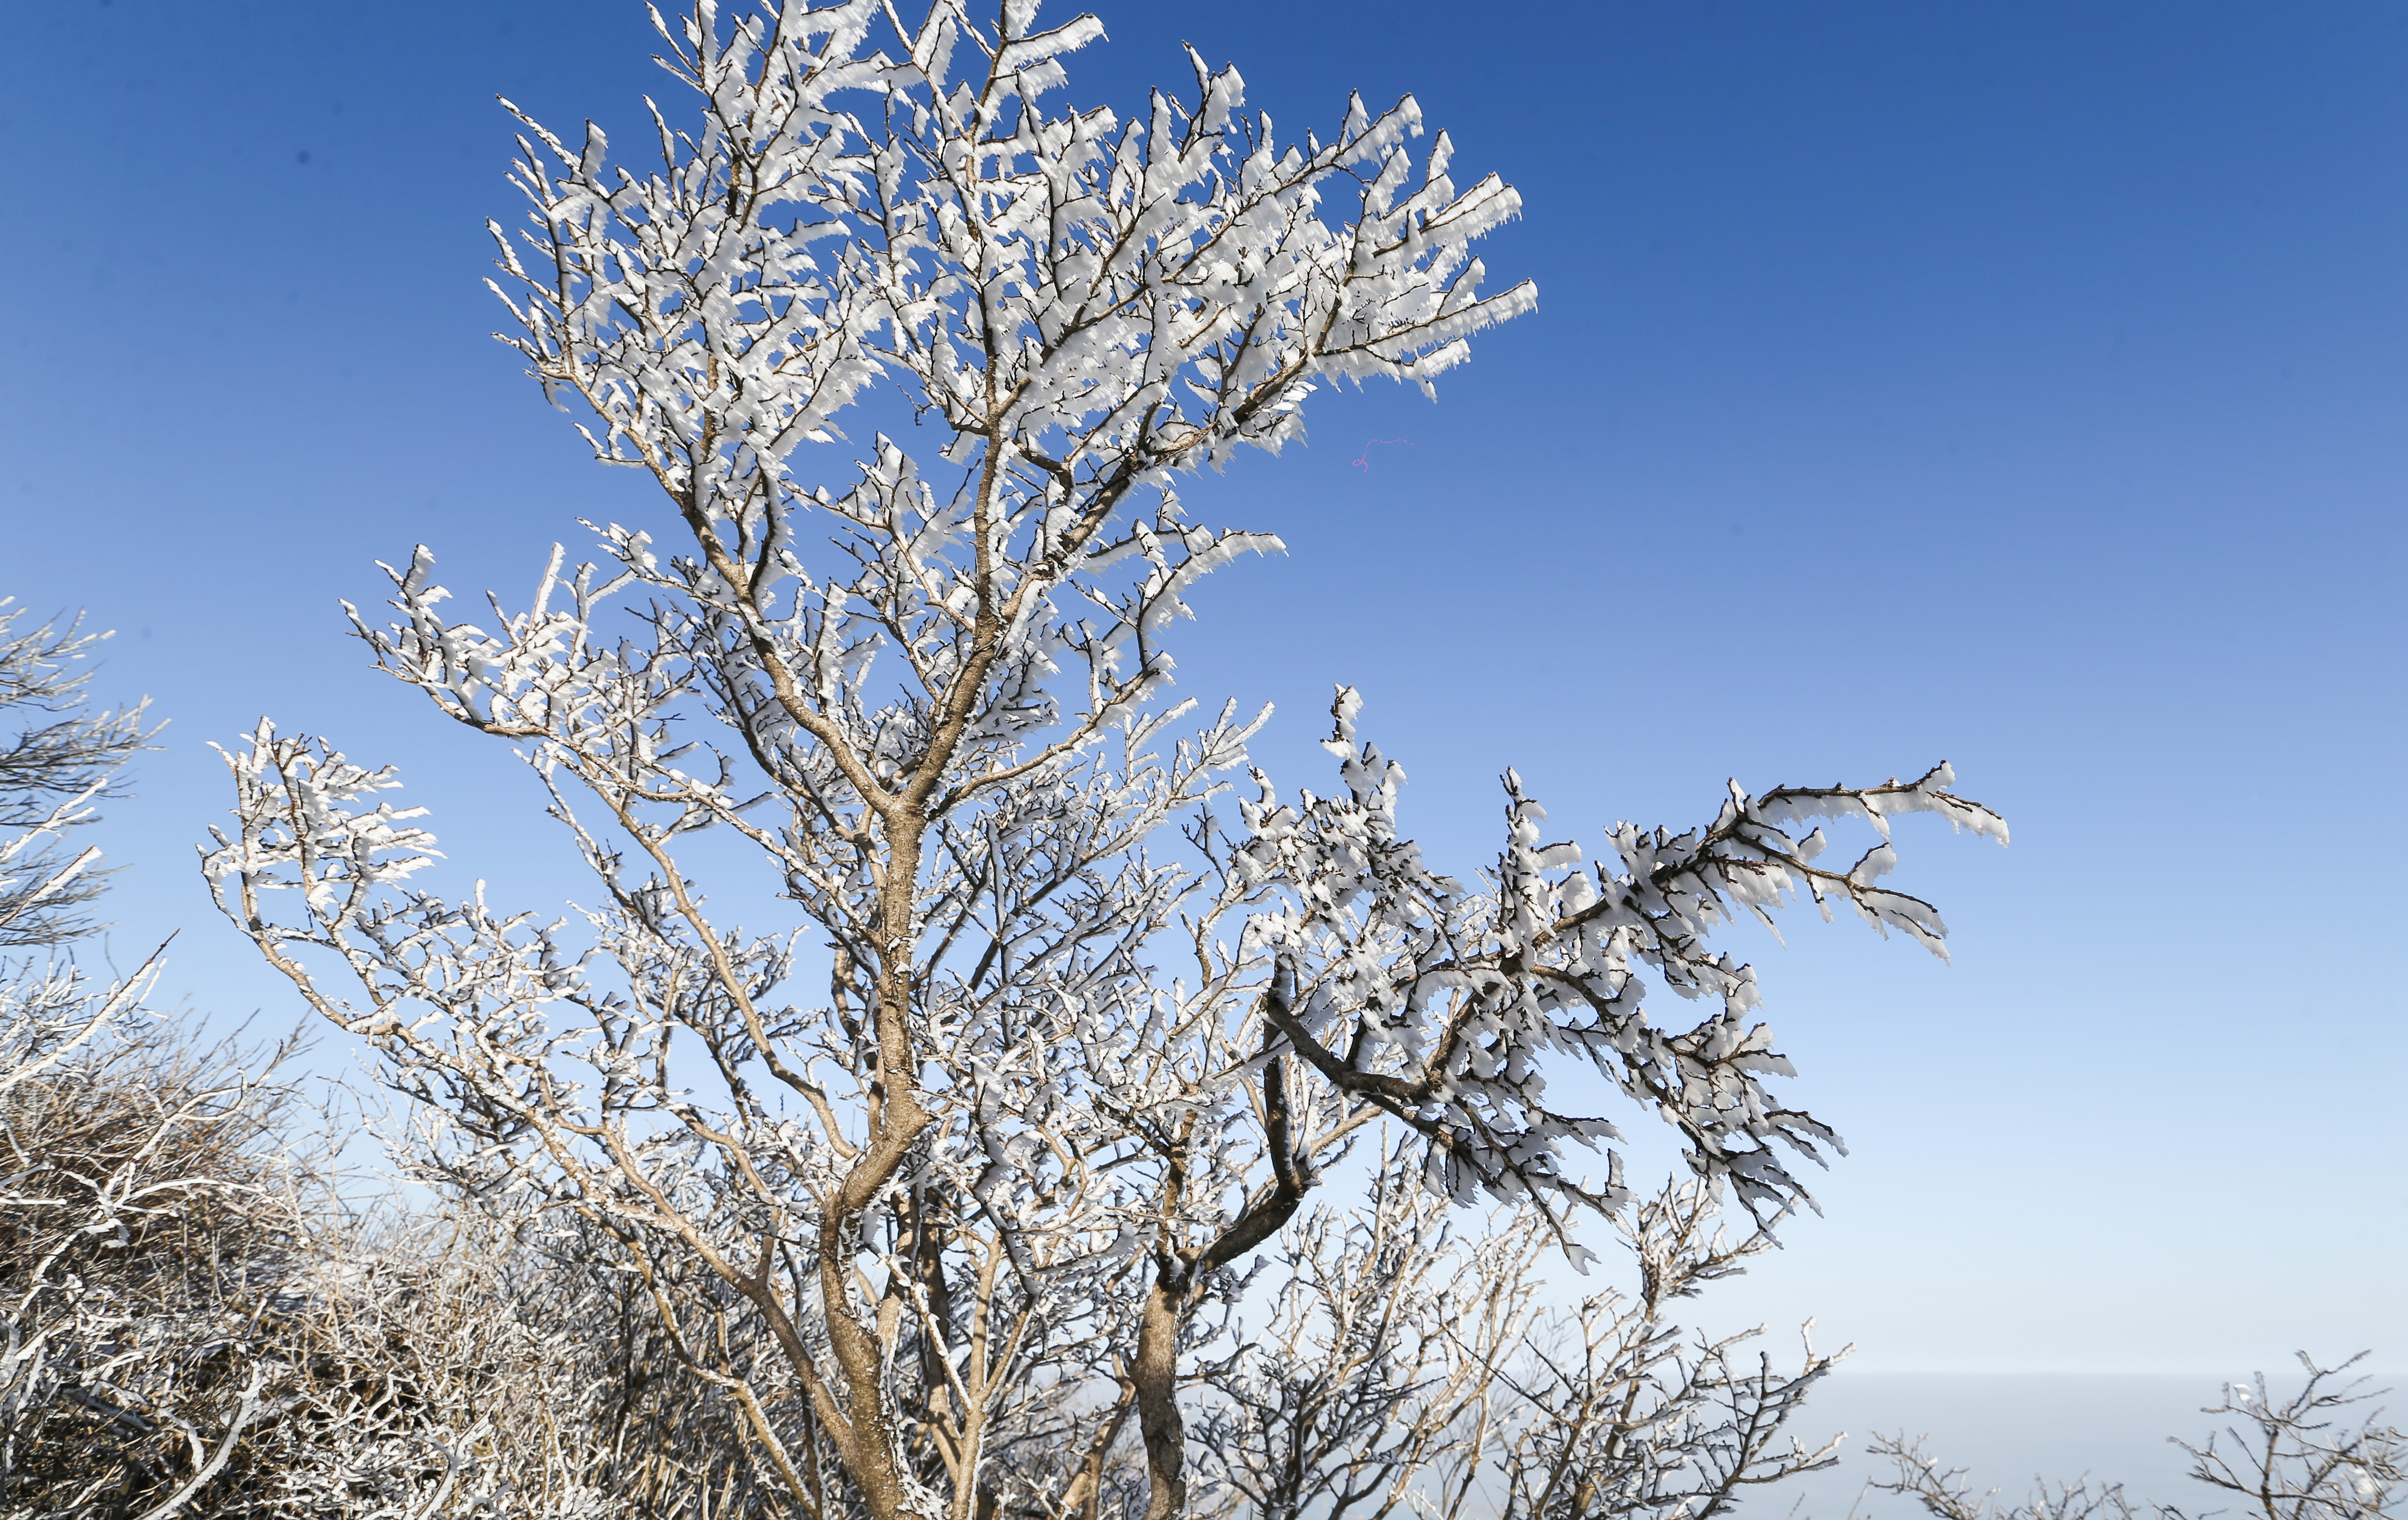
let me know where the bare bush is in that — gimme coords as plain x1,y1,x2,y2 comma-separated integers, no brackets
0,991,727,1518
5,996,1845,1520
0,596,695,1517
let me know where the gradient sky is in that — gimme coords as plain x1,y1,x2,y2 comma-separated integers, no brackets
2,0,2402,1385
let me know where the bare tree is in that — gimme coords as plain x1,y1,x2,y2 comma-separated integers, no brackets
1481,1180,1846,1520
1191,1142,1539,1520
198,5,2007,1520
1866,1435,2148,1520
1866,1355,2402,1520
1194,1152,1846,1520
2162,1357,2402,1520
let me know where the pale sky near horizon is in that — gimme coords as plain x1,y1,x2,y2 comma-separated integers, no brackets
2,0,2402,1389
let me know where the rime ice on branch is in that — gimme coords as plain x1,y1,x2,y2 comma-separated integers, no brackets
200,6,2002,1520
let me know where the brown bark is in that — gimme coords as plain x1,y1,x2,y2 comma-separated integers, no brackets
1134,1273,1190,1520
1132,1042,1316,1520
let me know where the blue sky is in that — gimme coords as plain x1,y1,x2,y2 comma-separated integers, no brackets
2,0,2402,1383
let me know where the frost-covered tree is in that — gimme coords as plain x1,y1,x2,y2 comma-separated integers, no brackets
0,600,154,951
200,5,2007,1520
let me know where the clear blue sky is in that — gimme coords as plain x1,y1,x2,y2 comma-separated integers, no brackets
2,0,2401,1380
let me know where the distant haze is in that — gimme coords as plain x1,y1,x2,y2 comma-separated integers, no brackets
1769,1371,2394,1520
